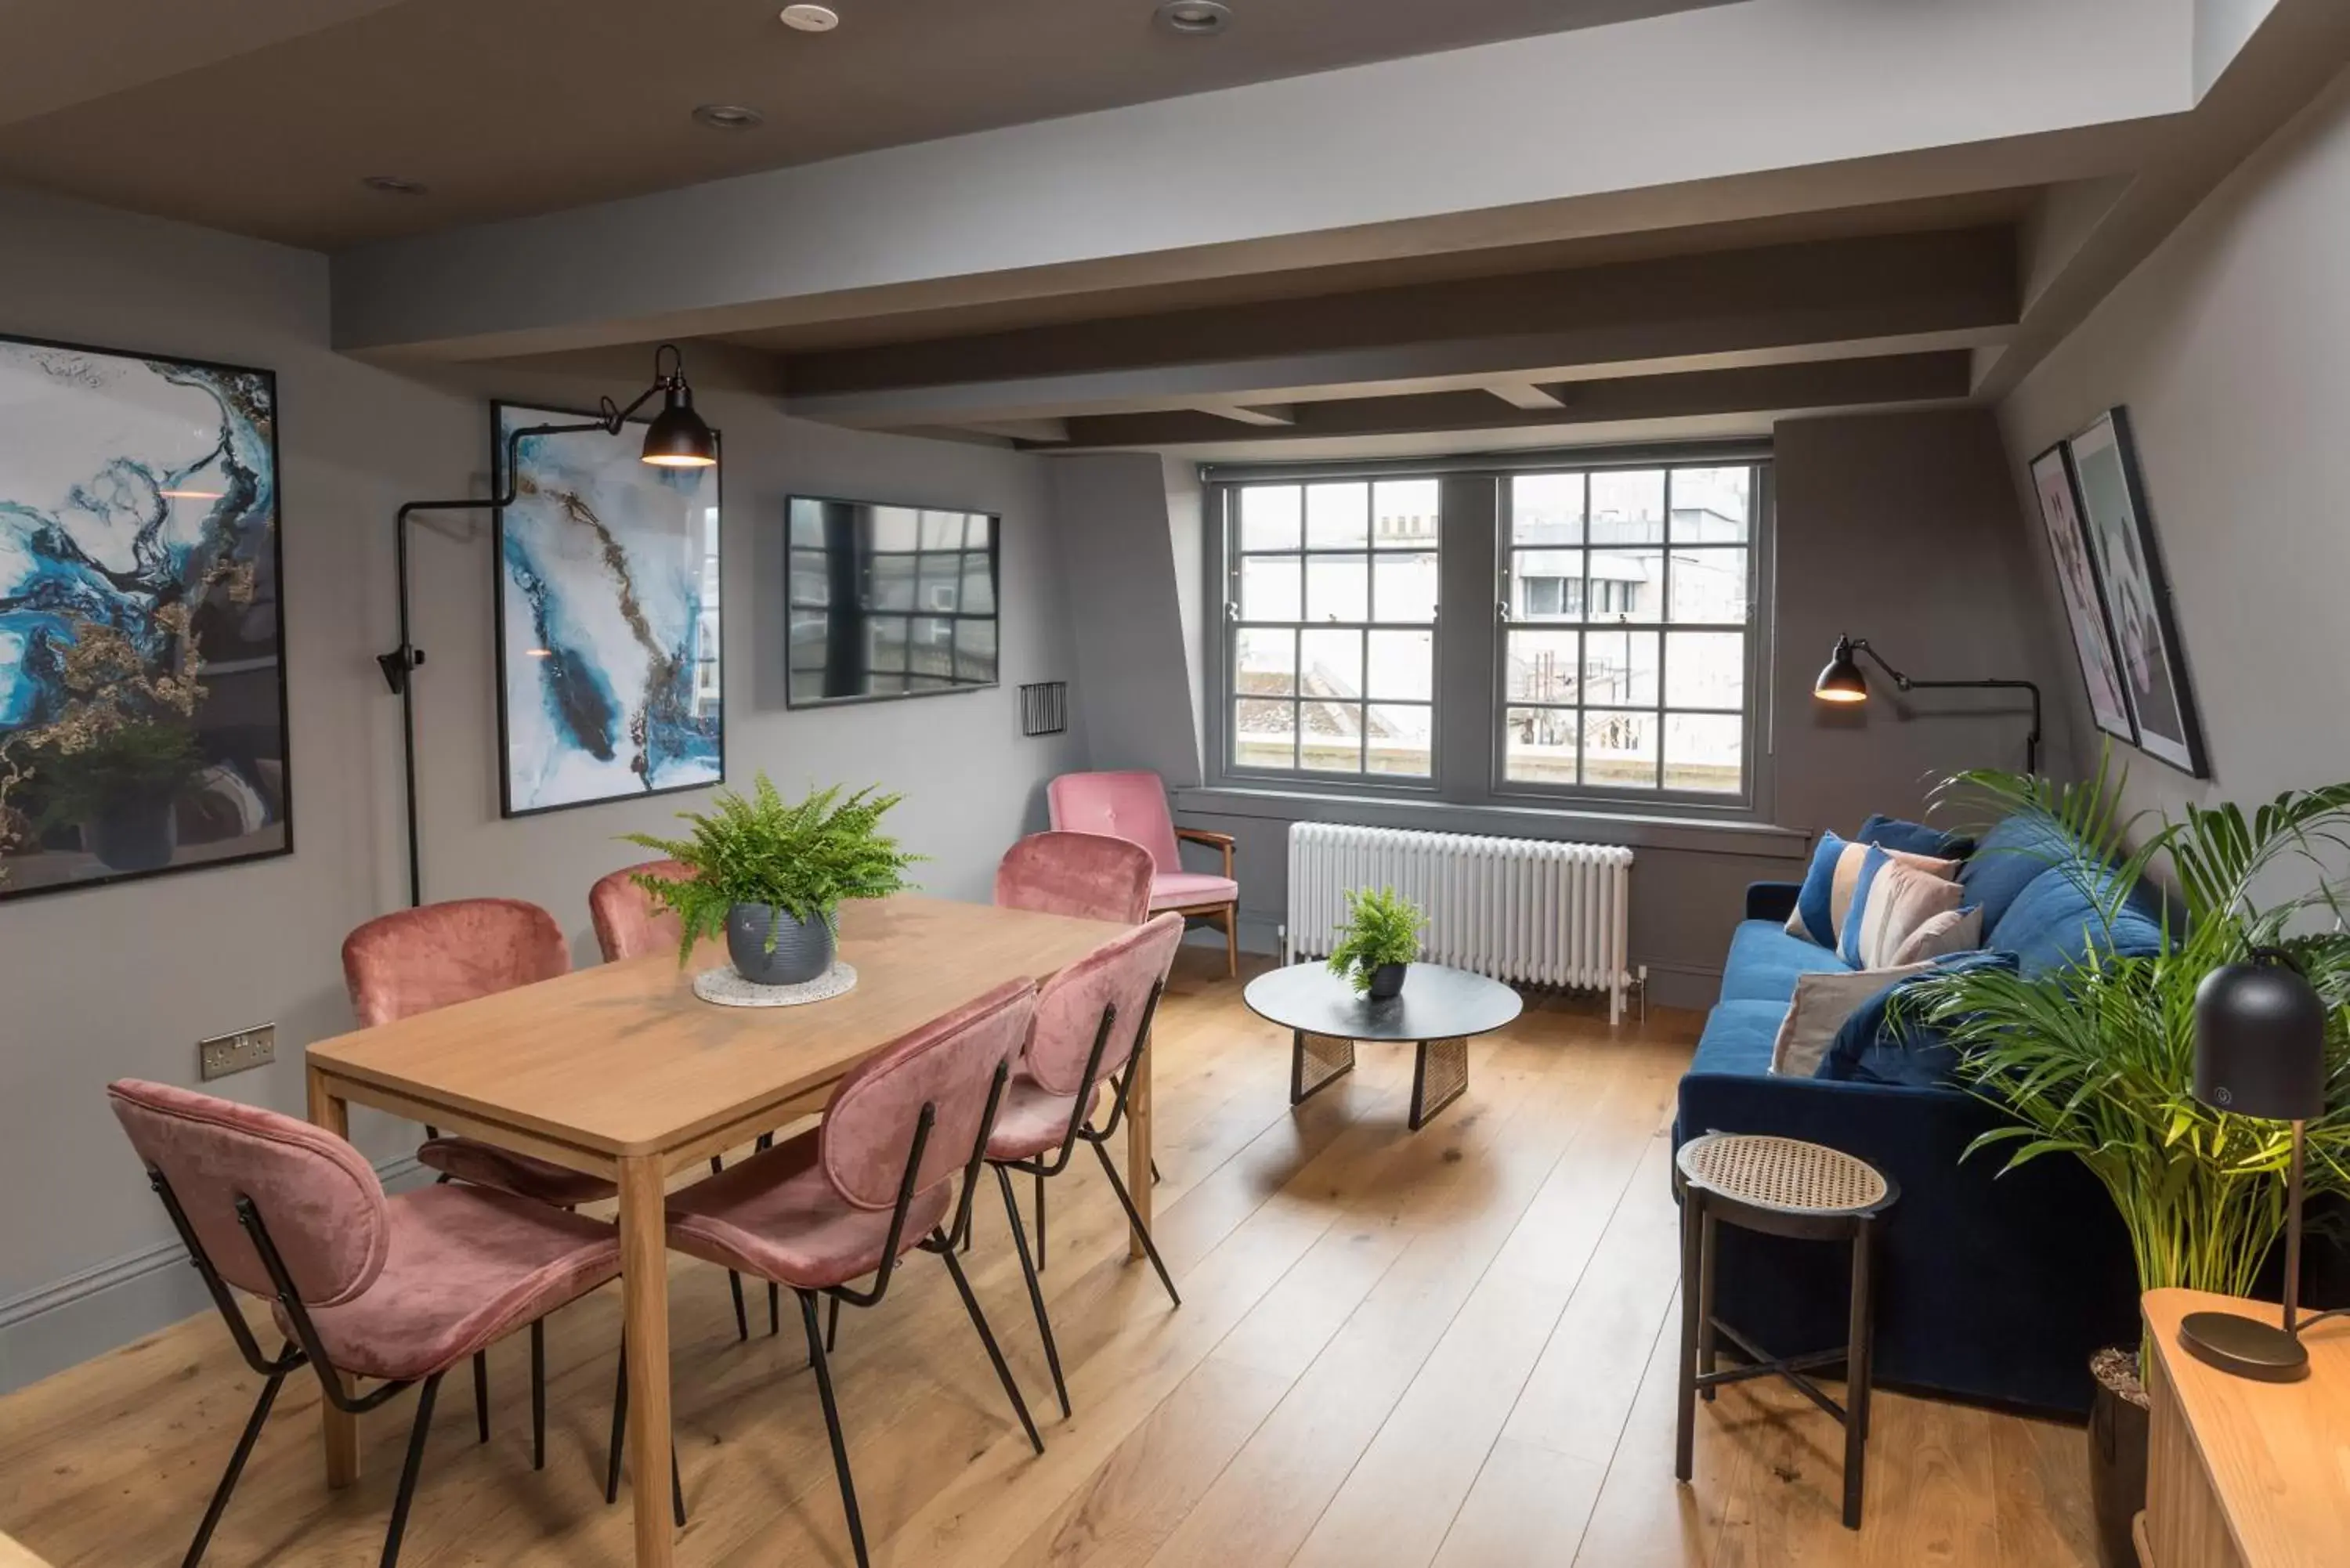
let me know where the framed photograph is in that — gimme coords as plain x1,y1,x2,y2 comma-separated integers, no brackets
0,334,291,901
493,402,723,816
2029,441,2135,746
2068,408,2207,778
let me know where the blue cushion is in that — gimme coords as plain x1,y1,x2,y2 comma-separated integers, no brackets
1818,950,2016,1086
1960,814,2083,933
1690,1000,1788,1077
1859,813,1976,861
1836,844,1895,966
1791,832,1856,948
1998,866,2167,979
1719,919,1852,1004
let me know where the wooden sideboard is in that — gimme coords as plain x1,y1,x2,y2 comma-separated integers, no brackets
2136,1288,2350,1568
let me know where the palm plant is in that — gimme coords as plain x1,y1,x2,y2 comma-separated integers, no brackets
1907,750,2350,1346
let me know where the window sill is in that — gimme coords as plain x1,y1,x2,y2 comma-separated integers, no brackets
1172,785,1811,862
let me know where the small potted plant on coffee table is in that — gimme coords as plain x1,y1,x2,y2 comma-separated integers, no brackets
624,775,920,988
1328,885,1426,1003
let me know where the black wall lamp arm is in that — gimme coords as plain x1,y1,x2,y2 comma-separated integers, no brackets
1837,635,2043,776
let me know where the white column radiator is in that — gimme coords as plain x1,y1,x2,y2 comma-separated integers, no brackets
1284,822,1636,1024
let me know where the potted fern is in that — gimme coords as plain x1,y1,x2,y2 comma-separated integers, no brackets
1327,886,1426,1001
1907,757,2350,1568
623,775,921,987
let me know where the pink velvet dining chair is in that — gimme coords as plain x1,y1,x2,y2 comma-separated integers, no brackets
1047,770,1238,974
588,858,689,963
987,912,1187,1418
994,830,1155,925
107,1079,638,1568
639,979,1046,1568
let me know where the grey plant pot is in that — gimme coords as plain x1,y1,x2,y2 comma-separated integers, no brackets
1367,962,1408,1002
726,904,834,987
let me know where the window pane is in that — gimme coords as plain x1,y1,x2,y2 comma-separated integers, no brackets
916,551,960,613
1506,629,1581,704
1512,549,1584,621
868,615,909,673
1300,703,1365,772
953,619,998,683
1587,548,1663,622
1368,704,1432,776
1582,630,1660,705
1589,470,1665,544
909,616,956,678
1666,713,1744,793
1668,547,1747,622
1665,631,1744,710
869,551,916,612
1305,482,1370,548
1504,706,1580,785
1367,629,1432,701
1241,486,1301,551
1372,551,1437,623
919,510,966,550
1671,468,1751,543
1235,699,1296,770
789,549,828,607
1300,628,1362,698
870,506,919,552
1373,479,1441,548
1512,472,1585,546
1237,627,1296,696
1583,710,1659,789
1305,555,1369,623
960,550,996,615
1239,555,1300,622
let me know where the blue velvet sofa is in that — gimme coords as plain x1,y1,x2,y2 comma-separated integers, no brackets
1673,813,2166,1417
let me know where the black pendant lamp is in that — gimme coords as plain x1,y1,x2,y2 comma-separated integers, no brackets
639,343,718,468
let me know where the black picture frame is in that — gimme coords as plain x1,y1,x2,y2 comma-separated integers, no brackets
783,493,1003,710
490,400,725,818
2028,439,2137,748
0,331,294,902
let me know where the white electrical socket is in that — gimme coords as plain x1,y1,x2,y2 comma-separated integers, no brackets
198,1024,276,1080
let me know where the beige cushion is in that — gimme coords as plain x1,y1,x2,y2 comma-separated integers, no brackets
1889,905,1984,967
1770,963,1935,1077
1848,859,1966,970
1784,841,1962,949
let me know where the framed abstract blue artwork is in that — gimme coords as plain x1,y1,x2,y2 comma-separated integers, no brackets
493,402,723,816
0,334,291,901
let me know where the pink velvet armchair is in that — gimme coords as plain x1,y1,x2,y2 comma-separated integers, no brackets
1047,770,1238,975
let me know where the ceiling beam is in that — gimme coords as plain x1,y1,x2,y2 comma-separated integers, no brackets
1487,381,1568,410
1196,403,1297,427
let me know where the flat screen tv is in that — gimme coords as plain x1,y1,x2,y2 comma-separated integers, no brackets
786,496,1000,708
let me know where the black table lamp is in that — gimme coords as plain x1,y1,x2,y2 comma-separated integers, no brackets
2180,950,2333,1381
1813,634,2043,775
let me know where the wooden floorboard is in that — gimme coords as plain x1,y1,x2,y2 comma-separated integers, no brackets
0,951,2096,1568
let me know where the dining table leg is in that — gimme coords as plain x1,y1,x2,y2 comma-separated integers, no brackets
306,1065,362,1490
1126,1043,1152,1261
616,1154,676,1568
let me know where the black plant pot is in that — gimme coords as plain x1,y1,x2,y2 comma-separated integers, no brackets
726,904,833,987
1367,962,1408,1002
2086,1347,2149,1568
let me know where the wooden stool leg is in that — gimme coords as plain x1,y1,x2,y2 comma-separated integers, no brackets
1843,1214,1875,1530
1675,1186,1705,1483
1697,1208,1719,1400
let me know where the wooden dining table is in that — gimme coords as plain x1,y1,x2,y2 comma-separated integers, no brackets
304,894,1139,1568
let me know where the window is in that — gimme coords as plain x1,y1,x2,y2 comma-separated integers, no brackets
1502,465,1754,796
1227,478,1439,779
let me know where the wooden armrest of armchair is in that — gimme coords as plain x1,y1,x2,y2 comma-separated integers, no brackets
1173,826,1236,877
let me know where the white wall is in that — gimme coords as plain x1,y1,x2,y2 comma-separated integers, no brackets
1999,62,2350,821
0,187,1086,1389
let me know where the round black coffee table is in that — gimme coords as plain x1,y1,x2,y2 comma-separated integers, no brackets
1242,962,1523,1130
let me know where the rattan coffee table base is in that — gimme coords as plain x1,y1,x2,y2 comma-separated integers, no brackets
1290,1032,1357,1105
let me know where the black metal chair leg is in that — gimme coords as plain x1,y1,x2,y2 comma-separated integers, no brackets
530,1320,546,1472
1088,1140,1180,1306
799,1289,870,1568
605,1339,686,1526
934,1230,1045,1454
769,1281,780,1338
1152,1158,1163,1185
826,1292,841,1353
1035,1169,1047,1269
998,1165,1070,1418
1697,1209,1719,1402
728,1269,749,1343
180,1360,289,1568
378,1371,443,1568
1844,1216,1875,1530
471,1349,490,1443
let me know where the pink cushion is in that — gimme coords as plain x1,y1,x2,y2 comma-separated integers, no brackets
415,1138,618,1209
342,898,569,1027
985,1068,1101,1163
1151,872,1238,911
1048,771,1184,874
1024,913,1187,1096
994,832,1153,925
590,859,689,963
665,1128,955,1291
819,979,1036,1211
110,1079,389,1307
278,1183,620,1381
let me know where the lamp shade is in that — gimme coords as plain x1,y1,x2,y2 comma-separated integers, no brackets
2194,957,2327,1121
1813,635,1869,704
641,384,717,468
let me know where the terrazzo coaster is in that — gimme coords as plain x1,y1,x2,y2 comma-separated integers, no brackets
692,961,859,1008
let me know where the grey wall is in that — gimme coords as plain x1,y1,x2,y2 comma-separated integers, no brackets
0,186,1086,1390
1999,63,2350,822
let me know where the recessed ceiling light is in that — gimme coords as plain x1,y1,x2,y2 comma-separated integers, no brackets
779,4,840,31
1154,0,1231,35
360,175,428,196
691,103,765,131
